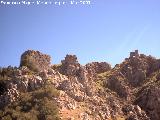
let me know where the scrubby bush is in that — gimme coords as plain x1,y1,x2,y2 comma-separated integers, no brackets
20,55,40,72
0,84,60,120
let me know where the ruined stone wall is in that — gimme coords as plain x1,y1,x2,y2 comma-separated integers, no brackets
130,50,139,58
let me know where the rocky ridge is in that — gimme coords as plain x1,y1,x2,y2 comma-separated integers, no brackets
0,50,160,120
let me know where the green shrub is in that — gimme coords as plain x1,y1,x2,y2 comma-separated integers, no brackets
20,55,39,72
0,84,60,120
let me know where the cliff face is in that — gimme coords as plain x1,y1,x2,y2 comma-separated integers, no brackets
0,50,160,120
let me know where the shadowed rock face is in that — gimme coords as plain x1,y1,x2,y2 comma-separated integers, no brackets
134,85,160,120
20,50,51,72
106,76,130,99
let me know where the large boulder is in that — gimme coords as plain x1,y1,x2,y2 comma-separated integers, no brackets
20,50,51,72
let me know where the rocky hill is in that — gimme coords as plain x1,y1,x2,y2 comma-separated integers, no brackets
0,50,160,120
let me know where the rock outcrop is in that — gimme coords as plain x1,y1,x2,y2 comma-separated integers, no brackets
120,50,159,87
122,104,150,120
134,85,160,120
20,50,51,71
1,50,160,120
59,54,80,76
85,62,111,74
106,75,130,99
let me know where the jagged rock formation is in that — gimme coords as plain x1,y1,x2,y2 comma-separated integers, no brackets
1,50,160,120
103,50,160,120
59,54,92,83
135,86,160,120
20,50,51,71
85,62,111,74
59,54,80,76
57,54,95,101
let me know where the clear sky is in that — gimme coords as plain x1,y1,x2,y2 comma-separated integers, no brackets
0,0,160,67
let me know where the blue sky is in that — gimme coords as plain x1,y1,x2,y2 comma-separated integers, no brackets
0,0,160,67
